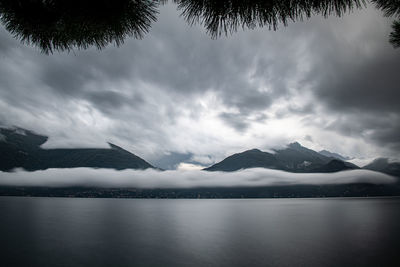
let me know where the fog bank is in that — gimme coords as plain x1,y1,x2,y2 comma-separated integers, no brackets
0,168,396,189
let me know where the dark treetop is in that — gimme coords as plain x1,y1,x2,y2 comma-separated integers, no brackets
0,0,399,53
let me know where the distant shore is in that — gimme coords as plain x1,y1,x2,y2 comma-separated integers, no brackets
1,183,400,199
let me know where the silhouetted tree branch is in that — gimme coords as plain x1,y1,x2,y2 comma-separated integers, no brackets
172,0,366,38
372,0,400,48
372,0,400,17
390,20,400,47
0,0,159,53
0,0,399,52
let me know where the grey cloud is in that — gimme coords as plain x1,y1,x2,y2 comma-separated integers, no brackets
288,104,315,115
319,105,400,152
365,121,400,151
151,152,193,170
221,89,273,114
314,50,400,113
305,135,313,142
287,7,400,155
219,110,269,132
219,112,250,132
0,168,396,189
40,58,94,96
84,91,144,114
275,104,315,119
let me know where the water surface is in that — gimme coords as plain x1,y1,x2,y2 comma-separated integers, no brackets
1,197,399,266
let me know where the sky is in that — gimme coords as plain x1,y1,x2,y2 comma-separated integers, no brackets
0,2,399,169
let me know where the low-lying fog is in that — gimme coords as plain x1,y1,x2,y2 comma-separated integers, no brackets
0,168,396,188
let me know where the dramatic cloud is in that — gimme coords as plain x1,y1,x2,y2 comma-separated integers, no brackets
0,3,399,168
0,168,396,188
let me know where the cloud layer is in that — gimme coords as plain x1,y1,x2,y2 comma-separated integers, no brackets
0,168,396,189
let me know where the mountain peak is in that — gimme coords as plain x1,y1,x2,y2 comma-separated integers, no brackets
246,148,262,153
108,142,124,151
287,142,311,152
288,141,301,147
364,158,400,177
205,143,359,173
364,158,389,171
204,148,278,172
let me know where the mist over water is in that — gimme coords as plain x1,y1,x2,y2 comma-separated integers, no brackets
0,168,396,188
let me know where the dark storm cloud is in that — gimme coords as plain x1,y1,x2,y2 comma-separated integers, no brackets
219,110,269,132
274,104,316,119
297,9,400,153
219,112,250,132
288,104,315,115
85,91,144,114
314,48,400,113
325,113,400,151
222,89,273,114
370,123,400,150
40,58,94,95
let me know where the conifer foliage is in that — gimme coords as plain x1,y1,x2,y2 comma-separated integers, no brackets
0,0,399,52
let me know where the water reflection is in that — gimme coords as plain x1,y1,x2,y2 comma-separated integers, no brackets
1,197,400,266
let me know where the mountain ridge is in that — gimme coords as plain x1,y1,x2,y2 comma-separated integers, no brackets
0,127,154,171
364,158,400,177
205,142,360,173
1,127,399,177
319,150,351,161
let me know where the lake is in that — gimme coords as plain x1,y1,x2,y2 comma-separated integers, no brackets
1,197,399,267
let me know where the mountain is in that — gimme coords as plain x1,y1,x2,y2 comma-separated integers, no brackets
318,150,350,161
205,142,359,173
0,127,154,171
310,159,358,173
204,149,283,172
364,158,400,177
272,142,331,172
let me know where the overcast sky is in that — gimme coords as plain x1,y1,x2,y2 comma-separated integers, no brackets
0,3,399,169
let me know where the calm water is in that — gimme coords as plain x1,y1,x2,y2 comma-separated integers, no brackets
1,197,400,267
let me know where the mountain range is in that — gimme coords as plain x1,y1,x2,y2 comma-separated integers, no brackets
318,150,351,161
204,142,359,173
364,158,400,178
0,127,154,171
1,127,399,178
